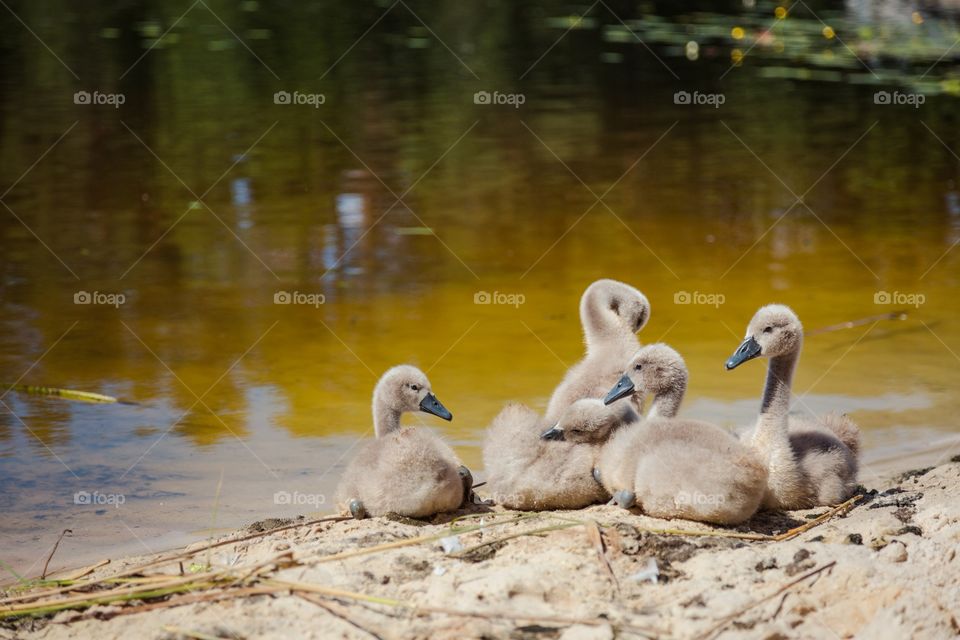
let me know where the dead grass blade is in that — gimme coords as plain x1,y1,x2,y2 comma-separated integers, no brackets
696,561,837,640
279,579,663,637
40,530,72,580
772,495,862,541
308,514,539,565
99,586,278,620
297,594,387,640
46,560,110,582
585,521,620,596
448,520,582,559
0,516,347,606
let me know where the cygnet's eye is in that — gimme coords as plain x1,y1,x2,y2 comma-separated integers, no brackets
763,326,773,334
410,384,420,392
634,363,643,371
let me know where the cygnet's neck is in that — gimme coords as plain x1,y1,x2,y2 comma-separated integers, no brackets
373,392,403,437
749,347,800,471
581,291,637,355
647,381,684,419
758,351,797,431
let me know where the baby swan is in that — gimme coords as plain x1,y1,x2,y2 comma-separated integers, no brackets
725,305,860,510
545,279,650,423
599,344,767,525
483,398,638,510
336,365,471,519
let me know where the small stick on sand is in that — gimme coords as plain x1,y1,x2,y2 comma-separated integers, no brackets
448,521,583,559
46,559,110,582
298,594,387,640
772,495,862,542
278,579,664,638
585,521,620,596
40,530,72,580
225,551,294,588
696,561,838,640
611,524,770,541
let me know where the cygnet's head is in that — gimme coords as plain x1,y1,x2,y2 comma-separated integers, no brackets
375,365,452,420
725,304,803,370
581,279,651,335
540,398,635,444
603,343,687,406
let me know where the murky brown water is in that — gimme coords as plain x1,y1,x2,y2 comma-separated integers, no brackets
2,1,960,578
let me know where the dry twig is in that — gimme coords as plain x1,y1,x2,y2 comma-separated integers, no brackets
585,521,620,595
40,530,72,580
696,561,838,640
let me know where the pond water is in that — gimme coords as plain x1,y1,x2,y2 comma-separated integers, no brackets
2,1,959,578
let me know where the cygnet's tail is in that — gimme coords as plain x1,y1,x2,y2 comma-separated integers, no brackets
487,402,543,441
821,412,861,457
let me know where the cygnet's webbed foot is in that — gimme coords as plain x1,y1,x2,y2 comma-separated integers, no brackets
348,499,367,520
592,467,603,485
611,490,635,509
458,465,474,507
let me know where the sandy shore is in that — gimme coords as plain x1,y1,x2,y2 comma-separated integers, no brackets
3,458,959,640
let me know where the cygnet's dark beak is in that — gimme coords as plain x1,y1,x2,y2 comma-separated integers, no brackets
604,374,635,405
419,393,453,421
540,425,565,441
725,336,762,370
